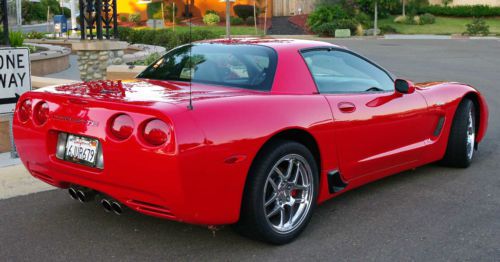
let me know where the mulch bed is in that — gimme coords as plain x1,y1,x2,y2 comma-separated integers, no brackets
288,15,312,34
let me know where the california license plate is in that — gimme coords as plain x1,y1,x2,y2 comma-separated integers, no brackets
64,135,99,167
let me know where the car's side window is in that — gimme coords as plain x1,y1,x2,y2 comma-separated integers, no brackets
301,49,394,94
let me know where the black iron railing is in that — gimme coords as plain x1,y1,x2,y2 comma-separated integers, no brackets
79,0,118,40
1,0,9,45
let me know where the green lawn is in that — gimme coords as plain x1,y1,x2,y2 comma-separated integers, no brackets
379,16,500,35
172,25,263,36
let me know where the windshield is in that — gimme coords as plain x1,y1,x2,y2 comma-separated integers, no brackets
137,44,278,91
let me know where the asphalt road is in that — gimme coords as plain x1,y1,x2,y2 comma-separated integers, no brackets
1,39,499,261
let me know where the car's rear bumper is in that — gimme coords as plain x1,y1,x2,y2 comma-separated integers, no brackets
13,93,248,225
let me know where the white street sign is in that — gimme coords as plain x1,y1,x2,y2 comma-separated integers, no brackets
0,48,31,114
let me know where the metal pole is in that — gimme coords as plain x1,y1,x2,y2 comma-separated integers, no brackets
79,0,85,39
9,114,18,158
70,0,77,36
373,1,378,37
172,2,175,32
1,0,9,46
225,0,230,39
253,0,257,35
16,0,22,30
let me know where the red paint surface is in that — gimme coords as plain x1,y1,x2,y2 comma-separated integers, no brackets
13,39,489,225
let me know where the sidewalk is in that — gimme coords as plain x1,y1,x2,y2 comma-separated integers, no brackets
0,153,54,200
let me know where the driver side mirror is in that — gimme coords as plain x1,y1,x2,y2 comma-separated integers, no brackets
395,79,415,94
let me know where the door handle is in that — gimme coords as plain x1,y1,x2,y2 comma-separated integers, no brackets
338,102,356,113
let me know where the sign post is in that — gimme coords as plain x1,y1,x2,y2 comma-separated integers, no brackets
1,0,9,46
0,48,32,158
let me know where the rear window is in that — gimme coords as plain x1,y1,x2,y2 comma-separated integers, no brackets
137,43,277,91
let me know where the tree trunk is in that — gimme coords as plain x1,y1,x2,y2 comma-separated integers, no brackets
373,1,378,36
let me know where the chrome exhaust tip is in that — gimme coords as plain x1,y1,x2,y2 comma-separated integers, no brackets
76,189,96,203
110,201,123,215
101,199,112,212
68,188,78,200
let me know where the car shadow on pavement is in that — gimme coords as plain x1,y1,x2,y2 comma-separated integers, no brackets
0,158,489,260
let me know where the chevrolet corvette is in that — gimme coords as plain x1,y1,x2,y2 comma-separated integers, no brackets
13,39,489,244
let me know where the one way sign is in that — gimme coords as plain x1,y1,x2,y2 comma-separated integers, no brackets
0,48,32,114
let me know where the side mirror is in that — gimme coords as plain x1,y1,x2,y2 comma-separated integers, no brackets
394,79,415,94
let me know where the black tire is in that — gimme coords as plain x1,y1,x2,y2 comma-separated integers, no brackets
441,99,476,168
235,140,319,245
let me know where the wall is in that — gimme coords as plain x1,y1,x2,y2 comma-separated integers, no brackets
428,0,500,6
117,0,273,19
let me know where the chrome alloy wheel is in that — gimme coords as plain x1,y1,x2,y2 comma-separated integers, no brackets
466,110,475,160
263,154,314,234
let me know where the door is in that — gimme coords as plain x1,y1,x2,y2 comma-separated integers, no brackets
301,49,432,181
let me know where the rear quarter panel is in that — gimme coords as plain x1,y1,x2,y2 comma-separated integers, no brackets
178,94,337,222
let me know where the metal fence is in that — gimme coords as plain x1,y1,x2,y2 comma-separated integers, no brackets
80,0,118,40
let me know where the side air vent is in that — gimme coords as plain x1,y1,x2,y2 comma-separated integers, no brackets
434,116,446,136
327,170,348,194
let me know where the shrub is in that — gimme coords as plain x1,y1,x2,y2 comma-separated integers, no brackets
21,0,45,23
164,3,178,22
134,52,162,66
421,5,500,17
233,5,254,20
25,31,45,39
62,7,71,18
406,0,429,16
464,18,490,36
420,13,435,24
357,0,402,18
380,25,398,34
246,16,256,25
129,13,142,25
394,15,406,23
205,9,218,15
230,16,245,26
203,13,220,25
120,14,128,22
313,19,358,37
117,27,133,42
355,12,372,28
307,5,349,32
147,2,162,19
9,31,25,47
117,27,218,50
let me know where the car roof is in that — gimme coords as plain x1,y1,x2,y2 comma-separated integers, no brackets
197,38,346,52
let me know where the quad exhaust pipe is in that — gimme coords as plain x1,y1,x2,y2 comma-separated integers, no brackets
100,199,124,215
68,186,124,215
68,187,96,203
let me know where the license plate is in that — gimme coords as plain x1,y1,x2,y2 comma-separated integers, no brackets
64,135,99,167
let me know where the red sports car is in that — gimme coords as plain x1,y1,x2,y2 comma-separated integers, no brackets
13,39,488,244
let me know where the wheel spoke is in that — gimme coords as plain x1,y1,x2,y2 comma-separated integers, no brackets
291,162,301,184
267,205,282,218
273,167,286,181
294,197,306,204
288,205,294,225
293,184,309,191
265,193,277,207
285,159,294,180
278,208,285,227
267,177,278,191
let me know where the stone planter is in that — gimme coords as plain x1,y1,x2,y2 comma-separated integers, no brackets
73,41,128,81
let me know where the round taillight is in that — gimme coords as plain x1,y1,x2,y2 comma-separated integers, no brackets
33,101,49,125
18,100,32,123
142,119,171,146
110,114,134,140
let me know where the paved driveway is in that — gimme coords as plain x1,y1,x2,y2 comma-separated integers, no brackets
0,39,499,261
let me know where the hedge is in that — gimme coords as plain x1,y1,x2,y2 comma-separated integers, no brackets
421,5,500,17
117,27,218,50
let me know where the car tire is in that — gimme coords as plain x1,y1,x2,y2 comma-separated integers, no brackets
441,99,476,168
235,140,319,245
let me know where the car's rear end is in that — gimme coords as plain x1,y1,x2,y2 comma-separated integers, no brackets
13,80,209,223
